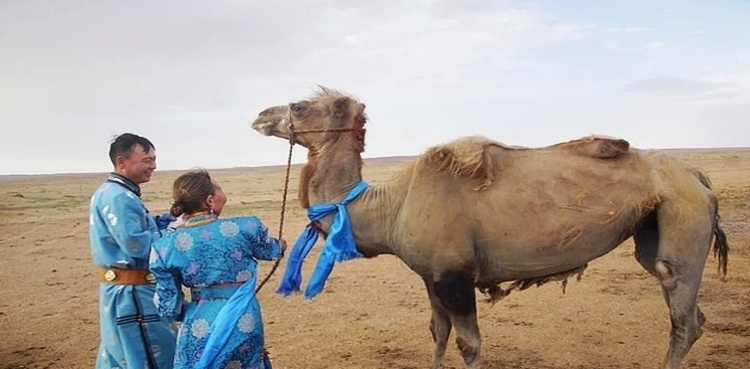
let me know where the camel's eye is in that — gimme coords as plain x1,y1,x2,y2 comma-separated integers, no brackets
290,103,306,114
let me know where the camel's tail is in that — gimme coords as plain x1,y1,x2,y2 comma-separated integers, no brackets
712,216,729,280
692,168,729,279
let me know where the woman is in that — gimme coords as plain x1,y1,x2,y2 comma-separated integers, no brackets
150,169,286,369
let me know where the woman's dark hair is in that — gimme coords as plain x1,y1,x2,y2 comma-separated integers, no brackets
108,133,155,165
170,169,215,217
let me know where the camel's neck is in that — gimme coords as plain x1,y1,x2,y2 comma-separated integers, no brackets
301,143,364,206
299,142,403,257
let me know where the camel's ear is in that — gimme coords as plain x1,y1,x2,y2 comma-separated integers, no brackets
332,97,351,117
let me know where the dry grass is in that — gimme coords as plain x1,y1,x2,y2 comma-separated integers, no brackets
0,149,748,369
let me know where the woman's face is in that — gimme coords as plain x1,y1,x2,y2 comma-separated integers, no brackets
207,179,228,216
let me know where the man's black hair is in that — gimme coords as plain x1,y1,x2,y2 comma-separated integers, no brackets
108,133,155,165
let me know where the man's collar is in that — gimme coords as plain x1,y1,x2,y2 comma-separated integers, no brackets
107,172,141,197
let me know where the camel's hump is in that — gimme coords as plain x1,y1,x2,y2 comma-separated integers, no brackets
550,135,630,158
421,136,511,191
421,135,631,191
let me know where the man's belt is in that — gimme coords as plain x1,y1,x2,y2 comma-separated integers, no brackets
101,268,155,285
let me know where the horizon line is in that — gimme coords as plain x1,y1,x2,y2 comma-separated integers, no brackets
2,147,748,177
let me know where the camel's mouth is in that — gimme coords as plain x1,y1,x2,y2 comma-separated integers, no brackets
252,105,291,138
251,118,276,136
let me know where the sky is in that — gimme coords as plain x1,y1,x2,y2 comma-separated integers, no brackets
1,0,749,175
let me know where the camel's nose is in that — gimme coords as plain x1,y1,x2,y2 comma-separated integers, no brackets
259,106,283,117
251,117,267,132
253,105,287,134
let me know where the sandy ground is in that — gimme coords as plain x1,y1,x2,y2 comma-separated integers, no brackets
1,148,748,369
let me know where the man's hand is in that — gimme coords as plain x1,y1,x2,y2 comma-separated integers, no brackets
280,239,288,254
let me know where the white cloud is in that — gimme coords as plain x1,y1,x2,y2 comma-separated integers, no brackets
644,41,670,49
605,26,653,33
0,0,748,174
624,70,750,103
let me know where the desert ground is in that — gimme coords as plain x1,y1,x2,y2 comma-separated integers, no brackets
1,148,748,369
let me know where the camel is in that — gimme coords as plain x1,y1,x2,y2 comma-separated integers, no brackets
250,87,729,369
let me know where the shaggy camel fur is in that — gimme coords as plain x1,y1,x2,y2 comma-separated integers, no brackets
251,87,729,369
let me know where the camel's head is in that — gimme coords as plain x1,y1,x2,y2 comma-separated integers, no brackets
251,87,367,150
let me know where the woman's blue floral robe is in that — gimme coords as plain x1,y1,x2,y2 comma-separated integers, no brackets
150,216,282,369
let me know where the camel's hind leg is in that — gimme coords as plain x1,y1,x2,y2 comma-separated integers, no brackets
634,212,706,324
635,198,714,369
424,277,452,369
433,271,482,369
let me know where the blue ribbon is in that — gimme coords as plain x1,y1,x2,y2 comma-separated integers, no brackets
194,277,256,369
277,181,369,299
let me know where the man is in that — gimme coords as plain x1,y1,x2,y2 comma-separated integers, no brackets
90,133,176,368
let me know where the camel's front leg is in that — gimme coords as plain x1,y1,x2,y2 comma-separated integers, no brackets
434,271,482,369
424,278,452,369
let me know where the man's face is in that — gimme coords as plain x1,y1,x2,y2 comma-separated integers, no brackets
117,144,157,184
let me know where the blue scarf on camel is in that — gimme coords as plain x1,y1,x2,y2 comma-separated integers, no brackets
277,181,369,299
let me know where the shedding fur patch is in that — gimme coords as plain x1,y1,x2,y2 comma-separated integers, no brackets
551,135,630,158
423,136,513,191
478,264,588,304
